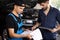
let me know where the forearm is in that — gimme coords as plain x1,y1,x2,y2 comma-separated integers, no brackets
8,28,28,38
33,22,40,29
9,33,30,38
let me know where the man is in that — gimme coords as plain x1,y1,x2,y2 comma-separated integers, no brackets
32,0,60,40
6,0,31,40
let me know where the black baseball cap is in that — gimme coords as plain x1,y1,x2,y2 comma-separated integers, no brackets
14,0,26,7
6,0,26,11
6,0,26,7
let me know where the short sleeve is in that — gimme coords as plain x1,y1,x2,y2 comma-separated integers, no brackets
56,10,60,24
6,15,15,28
37,10,41,23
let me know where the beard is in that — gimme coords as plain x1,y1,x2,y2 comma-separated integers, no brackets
42,7,48,11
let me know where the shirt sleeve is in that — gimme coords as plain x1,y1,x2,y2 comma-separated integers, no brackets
56,10,60,24
6,15,15,28
37,10,41,23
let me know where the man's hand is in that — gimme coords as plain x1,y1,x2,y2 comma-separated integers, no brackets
32,27,36,31
49,28,58,33
26,34,32,39
22,34,32,39
32,22,40,31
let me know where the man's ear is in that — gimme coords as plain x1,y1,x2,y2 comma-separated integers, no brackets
14,5,17,9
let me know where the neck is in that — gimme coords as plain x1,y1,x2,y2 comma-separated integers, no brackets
46,5,50,11
12,10,19,17
43,5,50,16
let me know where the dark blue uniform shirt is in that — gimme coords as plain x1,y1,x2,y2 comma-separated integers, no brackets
38,6,60,39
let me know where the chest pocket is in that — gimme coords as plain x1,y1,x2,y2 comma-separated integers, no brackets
9,14,23,34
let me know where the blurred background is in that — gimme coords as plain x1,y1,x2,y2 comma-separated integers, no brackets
0,0,60,40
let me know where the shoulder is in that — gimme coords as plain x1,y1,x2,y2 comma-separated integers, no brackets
51,7,60,15
51,7,59,12
6,13,15,22
38,9,43,14
39,9,43,12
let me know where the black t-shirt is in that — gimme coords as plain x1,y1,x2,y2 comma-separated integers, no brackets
6,13,21,38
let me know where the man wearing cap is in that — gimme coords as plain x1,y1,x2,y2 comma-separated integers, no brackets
6,0,31,40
